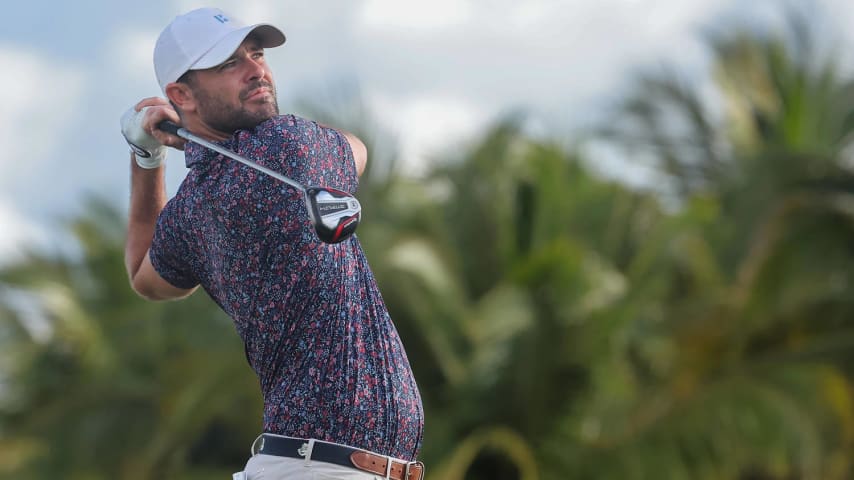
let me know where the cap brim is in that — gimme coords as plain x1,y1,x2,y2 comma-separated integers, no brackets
190,23,286,71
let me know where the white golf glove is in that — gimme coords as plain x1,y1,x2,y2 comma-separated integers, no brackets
121,106,167,169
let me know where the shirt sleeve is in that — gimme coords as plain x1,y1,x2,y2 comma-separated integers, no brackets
323,124,357,194
148,200,199,289
303,118,358,195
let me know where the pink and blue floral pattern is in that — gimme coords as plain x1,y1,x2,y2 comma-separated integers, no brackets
149,115,423,460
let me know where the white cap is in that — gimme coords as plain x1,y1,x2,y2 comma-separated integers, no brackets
154,7,286,92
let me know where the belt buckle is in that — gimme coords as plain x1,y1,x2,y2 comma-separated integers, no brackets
250,434,265,456
405,461,425,480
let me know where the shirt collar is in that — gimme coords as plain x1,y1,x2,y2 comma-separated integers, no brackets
183,117,280,168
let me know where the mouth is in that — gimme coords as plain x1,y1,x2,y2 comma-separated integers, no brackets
243,86,273,101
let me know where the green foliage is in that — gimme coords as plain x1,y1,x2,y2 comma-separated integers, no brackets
0,197,262,479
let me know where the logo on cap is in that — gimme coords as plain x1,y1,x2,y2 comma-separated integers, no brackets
214,14,229,24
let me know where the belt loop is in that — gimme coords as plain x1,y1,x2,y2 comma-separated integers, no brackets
302,439,316,467
385,457,392,479
250,434,265,456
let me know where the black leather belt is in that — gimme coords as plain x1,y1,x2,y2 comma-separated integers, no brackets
257,434,425,480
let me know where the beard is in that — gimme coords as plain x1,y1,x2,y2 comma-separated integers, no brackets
193,81,279,133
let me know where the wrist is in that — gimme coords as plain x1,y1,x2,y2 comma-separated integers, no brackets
131,145,167,169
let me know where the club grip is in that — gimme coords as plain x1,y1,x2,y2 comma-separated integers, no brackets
157,121,182,136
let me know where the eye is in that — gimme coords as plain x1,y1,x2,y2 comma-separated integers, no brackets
217,60,237,72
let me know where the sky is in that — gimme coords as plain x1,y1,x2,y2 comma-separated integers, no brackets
2,0,854,264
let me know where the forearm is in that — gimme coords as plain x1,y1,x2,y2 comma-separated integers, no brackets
125,154,168,282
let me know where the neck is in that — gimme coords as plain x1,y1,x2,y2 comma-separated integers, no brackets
182,116,232,142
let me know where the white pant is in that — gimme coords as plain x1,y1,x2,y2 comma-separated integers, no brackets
237,453,384,479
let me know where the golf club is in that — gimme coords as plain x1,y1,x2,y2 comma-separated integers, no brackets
157,121,361,244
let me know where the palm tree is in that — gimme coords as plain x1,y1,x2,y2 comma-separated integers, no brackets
0,197,262,479
351,116,672,479
568,9,854,480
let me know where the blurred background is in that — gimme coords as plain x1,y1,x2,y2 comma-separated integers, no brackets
3,0,854,478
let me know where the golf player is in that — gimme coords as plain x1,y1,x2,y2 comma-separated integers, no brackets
120,7,424,479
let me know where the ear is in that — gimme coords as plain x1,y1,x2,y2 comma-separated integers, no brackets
165,82,197,114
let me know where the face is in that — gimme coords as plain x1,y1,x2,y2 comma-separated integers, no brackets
182,37,279,134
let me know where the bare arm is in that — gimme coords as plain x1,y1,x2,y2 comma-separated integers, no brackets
124,98,197,301
341,131,367,178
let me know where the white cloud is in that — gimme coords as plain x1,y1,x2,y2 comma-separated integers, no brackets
0,47,85,265
174,0,284,25
112,29,158,82
358,0,474,30
349,0,738,179
351,0,726,125
0,47,85,187
0,200,49,266
368,92,487,174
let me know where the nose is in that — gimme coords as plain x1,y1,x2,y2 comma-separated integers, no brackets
246,57,265,82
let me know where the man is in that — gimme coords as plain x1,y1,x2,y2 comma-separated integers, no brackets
120,7,424,479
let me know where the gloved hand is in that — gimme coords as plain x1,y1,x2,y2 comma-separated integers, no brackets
121,106,167,169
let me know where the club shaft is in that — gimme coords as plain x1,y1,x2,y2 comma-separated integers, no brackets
166,123,307,192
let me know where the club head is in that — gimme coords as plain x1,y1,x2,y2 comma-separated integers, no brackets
305,187,362,243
